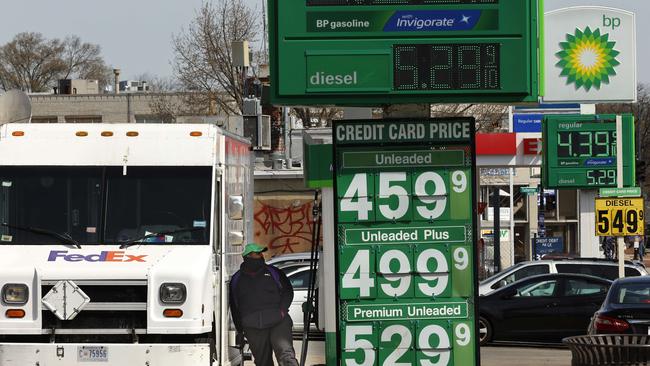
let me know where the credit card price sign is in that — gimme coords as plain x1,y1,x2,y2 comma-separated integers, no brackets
543,114,636,189
269,0,539,105
333,118,478,366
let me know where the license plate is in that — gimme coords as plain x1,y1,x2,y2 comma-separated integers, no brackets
78,346,108,362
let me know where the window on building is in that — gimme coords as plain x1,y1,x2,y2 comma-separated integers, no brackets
31,116,58,123
135,115,164,124
558,190,578,220
65,115,102,123
513,186,528,221
541,189,557,219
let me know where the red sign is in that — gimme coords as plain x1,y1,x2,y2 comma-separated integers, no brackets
523,138,542,155
476,133,517,155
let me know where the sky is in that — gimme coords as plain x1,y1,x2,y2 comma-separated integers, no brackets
0,0,647,83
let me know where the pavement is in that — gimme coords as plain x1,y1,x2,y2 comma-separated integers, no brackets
246,341,573,366
480,345,571,366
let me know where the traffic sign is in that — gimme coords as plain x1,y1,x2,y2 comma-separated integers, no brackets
520,187,538,195
269,0,539,105
595,197,645,237
334,118,477,366
542,114,636,189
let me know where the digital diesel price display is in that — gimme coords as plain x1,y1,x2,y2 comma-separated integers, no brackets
543,115,636,189
269,0,538,105
394,43,499,90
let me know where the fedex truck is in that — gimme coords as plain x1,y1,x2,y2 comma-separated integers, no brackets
0,123,252,365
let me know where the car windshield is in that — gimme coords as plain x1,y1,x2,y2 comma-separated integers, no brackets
613,283,650,304
0,166,212,245
480,263,524,284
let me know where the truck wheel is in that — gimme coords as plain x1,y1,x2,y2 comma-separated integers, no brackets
478,316,492,346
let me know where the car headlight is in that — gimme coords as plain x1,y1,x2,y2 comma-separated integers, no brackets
160,283,186,304
2,284,28,305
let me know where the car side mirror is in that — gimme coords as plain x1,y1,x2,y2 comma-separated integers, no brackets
499,280,508,288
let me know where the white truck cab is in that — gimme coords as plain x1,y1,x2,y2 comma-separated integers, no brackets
0,123,252,365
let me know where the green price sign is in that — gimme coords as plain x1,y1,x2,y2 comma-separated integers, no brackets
542,114,636,189
334,118,478,366
269,0,539,105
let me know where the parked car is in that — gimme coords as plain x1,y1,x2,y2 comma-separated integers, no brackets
285,265,321,334
268,252,319,267
479,258,646,296
588,276,650,335
479,273,612,345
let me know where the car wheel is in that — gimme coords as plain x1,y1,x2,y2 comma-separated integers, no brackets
479,316,492,346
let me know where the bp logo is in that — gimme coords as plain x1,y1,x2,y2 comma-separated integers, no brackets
555,27,620,91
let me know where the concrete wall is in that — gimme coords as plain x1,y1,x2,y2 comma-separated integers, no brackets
30,93,192,123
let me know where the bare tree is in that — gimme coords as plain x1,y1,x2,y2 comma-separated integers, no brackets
131,73,179,92
172,1,259,115
0,32,110,92
291,107,342,128
597,83,650,188
431,104,509,132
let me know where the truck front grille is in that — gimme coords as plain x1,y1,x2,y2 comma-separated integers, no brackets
41,280,148,332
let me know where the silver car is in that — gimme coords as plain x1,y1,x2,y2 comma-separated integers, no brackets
479,258,647,296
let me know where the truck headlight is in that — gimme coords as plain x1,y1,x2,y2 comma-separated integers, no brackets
2,284,28,305
160,283,186,304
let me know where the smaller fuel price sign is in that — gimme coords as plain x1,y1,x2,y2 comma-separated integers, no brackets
595,197,644,237
543,115,635,189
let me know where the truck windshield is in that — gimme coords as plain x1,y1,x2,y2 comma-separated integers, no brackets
0,166,212,245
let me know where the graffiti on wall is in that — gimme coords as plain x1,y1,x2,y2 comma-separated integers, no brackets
253,194,320,258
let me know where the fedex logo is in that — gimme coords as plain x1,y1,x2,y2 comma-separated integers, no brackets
48,250,147,262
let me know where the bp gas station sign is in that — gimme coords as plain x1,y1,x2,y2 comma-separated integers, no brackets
269,0,539,105
334,118,477,366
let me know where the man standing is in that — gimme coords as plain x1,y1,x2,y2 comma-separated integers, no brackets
229,243,299,366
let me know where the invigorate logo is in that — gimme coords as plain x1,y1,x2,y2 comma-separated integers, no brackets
384,10,484,32
47,250,147,262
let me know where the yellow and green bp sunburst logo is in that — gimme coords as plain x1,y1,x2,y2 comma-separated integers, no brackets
555,27,620,91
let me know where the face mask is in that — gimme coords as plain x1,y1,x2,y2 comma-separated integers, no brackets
242,257,265,272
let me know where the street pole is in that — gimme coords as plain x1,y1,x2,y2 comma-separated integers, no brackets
617,115,625,278
493,187,501,273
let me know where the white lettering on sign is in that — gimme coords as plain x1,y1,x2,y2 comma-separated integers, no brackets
335,122,470,143
336,124,386,143
375,153,432,166
429,122,470,139
310,71,358,86
315,19,371,31
349,303,465,320
389,123,426,140
353,306,404,319
357,228,452,243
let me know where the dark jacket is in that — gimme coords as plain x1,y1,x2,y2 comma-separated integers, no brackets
229,263,293,332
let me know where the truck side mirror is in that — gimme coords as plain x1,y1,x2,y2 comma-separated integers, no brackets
228,196,244,220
